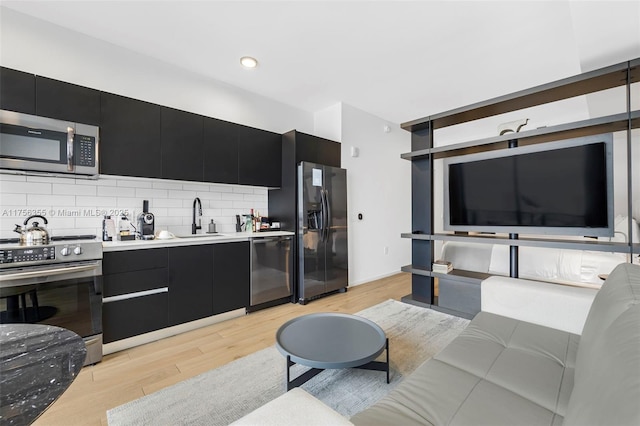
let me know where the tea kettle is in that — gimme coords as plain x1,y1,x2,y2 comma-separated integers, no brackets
14,215,50,245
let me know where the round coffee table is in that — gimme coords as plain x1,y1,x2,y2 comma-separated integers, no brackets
276,312,389,390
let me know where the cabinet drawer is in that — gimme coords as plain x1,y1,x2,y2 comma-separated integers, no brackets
102,292,168,343
103,248,168,274
438,277,481,316
103,267,168,297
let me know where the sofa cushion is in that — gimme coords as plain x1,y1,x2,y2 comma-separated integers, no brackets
564,263,640,426
351,312,578,425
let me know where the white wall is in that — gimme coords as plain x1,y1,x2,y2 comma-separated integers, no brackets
0,7,313,134
0,8,413,286
0,173,267,240
315,103,411,286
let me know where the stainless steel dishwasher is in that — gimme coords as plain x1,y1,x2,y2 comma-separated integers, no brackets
250,235,293,310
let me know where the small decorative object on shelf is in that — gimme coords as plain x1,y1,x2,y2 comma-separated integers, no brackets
497,118,529,135
432,260,453,274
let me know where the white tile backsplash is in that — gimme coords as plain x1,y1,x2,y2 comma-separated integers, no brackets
0,173,268,239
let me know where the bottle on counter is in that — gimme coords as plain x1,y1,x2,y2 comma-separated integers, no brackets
102,216,115,241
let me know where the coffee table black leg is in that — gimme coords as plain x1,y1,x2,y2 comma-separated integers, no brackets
385,338,390,384
286,355,324,391
354,338,390,383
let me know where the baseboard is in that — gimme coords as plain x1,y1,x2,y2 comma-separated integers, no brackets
349,270,407,287
103,308,246,355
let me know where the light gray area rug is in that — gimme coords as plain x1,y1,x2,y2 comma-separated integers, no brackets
107,300,469,425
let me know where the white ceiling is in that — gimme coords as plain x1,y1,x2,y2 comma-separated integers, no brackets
1,1,639,124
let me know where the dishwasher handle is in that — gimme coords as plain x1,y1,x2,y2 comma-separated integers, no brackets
252,236,293,244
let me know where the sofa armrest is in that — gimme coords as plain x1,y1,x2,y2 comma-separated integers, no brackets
481,276,598,335
230,388,353,426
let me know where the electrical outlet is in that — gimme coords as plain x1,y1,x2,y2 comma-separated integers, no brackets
383,246,389,255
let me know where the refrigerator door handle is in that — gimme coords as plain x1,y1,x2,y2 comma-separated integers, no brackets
320,189,329,242
324,189,331,243
319,189,326,241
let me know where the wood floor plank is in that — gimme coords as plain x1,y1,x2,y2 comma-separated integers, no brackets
33,273,411,425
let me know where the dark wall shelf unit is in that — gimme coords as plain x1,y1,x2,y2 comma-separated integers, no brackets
400,58,639,318
401,232,631,254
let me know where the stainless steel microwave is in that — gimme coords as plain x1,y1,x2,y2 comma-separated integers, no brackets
0,109,99,177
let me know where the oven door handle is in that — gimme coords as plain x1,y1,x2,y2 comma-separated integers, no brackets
0,262,100,282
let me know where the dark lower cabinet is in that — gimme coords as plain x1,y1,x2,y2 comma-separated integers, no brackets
100,92,162,178
168,245,214,326
103,293,168,343
102,242,252,343
213,241,250,314
102,248,169,344
203,117,239,184
0,67,35,114
35,76,101,125
161,107,204,182
238,126,282,187
103,248,167,275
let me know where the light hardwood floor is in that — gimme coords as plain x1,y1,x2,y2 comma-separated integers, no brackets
34,273,411,426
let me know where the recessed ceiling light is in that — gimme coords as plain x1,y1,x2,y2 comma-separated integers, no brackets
240,56,258,68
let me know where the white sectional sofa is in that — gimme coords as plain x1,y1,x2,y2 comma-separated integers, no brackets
234,263,640,425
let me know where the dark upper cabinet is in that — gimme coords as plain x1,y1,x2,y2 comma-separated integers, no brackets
2,67,283,186
161,107,203,182
213,241,250,314
238,126,282,187
294,131,341,167
316,138,341,168
0,67,35,114
203,117,239,184
268,130,341,230
35,76,100,125
168,244,214,326
100,92,162,178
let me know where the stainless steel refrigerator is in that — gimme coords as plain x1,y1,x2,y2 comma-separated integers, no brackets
297,161,348,303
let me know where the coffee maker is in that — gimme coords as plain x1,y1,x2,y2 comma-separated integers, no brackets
137,200,155,240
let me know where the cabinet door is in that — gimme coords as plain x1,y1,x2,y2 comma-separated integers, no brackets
100,92,162,178
102,292,168,343
168,245,214,326
316,138,341,168
203,117,239,184
103,248,167,275
294,132,318,164
103,268,168,297
35,76,100,125
295,131,341,167
0,67,35,114
161,107,203,182
238,126,282,187
213,241,250,314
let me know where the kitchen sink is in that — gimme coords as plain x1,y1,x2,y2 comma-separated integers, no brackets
174,233,226,238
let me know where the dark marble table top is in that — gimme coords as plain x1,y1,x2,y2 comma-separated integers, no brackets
0,324,86,425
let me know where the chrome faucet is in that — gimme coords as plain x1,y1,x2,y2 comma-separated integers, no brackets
192,197,202,234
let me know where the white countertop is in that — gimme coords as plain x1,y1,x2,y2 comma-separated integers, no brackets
102,231,295,252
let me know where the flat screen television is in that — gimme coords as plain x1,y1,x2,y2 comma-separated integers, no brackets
444,134,614,237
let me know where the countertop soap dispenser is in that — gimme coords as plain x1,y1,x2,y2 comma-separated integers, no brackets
208,219,216,234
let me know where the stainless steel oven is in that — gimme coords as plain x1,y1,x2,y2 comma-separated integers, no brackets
0,109,99,177
0,240,103,365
